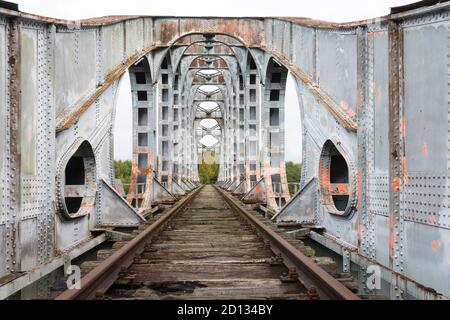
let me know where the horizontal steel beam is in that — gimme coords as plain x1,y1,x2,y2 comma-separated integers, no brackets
0,234,108,300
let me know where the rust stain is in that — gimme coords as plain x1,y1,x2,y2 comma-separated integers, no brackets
180,19,202,35
328,184,334,193
402,157,409,184
421,142,428,157
159,20,179,44
401,116,406,139
340,100,349,110
376,88,382,101
356,169,361,210
428,216,437,225
347,108,356,118
392,176,401,191
431,240,441,252
306,207,312,215
371,81,382,101
335,183,348,194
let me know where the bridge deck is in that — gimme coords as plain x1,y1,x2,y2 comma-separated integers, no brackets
105,185,308,300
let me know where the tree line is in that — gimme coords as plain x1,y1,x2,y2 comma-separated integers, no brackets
114,160,302,190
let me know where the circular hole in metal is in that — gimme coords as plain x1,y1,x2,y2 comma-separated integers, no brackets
61,141,97,218
318,140,354,216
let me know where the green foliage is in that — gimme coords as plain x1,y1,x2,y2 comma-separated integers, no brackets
285,161,302,194
112,159,300,190
285,161,302,183
114,160,132,193
198,163,219,184
198,151,219,184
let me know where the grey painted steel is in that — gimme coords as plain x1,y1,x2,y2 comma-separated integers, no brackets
0,4,449,299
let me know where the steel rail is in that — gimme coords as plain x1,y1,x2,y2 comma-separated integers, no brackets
214,185,360,300
56,185,203,300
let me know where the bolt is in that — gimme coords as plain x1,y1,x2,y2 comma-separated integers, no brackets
307,286,320,300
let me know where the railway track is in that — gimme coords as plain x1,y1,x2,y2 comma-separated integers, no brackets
55,185,360,300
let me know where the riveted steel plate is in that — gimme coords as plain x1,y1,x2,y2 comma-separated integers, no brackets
125,18,144,57
19,217,38,271
402,174,450,229
0,22,6,228
102,23,125,75
369,174,389,217
403,220,450,296
372,31,389,174
317,30,357,115
55,30,97,119
292,24,315,80
20,28,38,176
403,24,448,173
273,19,291,60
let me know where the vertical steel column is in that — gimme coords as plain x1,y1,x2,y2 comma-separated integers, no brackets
388,20,405,300
244,55,261,191
6,16,20,276
127,60,155,210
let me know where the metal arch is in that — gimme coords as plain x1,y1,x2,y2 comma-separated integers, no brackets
156,31,265,82
195,69,223,80
172,39,248,75
194,100,226,116
188,85,231,118
179,54,239,98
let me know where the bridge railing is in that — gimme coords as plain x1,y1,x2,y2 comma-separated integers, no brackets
270,182,301,209
271,182,300,196
120,183,146,196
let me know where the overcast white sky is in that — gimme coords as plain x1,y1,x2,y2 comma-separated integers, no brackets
14,0,412,21
13,0,414,162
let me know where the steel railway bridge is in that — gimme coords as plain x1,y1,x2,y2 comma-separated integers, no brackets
0,0,449,300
